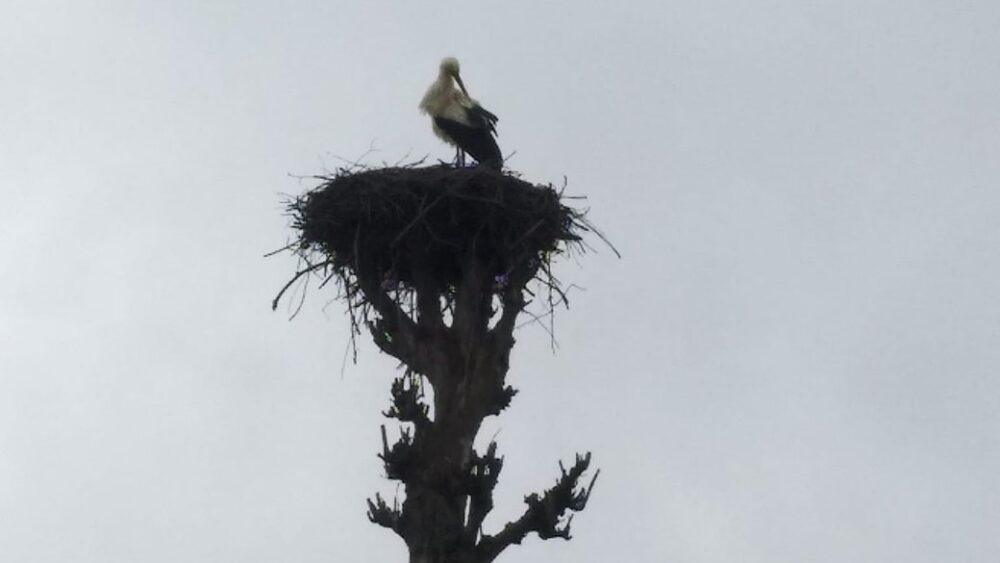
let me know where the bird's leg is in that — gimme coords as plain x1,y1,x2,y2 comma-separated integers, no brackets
453,146,462,168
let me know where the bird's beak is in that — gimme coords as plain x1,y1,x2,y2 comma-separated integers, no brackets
454,74,470,97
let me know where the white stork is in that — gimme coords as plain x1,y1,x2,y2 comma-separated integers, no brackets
419,57,502,170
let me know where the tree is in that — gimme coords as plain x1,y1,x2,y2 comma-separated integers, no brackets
274,164,611,563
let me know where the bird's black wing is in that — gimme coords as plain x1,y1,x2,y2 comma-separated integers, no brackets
434,116,503,170
468,104,499,134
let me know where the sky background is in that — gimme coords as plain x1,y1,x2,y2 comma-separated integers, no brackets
2,1,999,561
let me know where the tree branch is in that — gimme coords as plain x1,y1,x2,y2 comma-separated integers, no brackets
383,373,431,427
359,275,427,371
366,492,404,538
476,452,599,562
489,261,538,364
377,424,416,482
452,252,490,350
270,259,334,312
463,441,504,543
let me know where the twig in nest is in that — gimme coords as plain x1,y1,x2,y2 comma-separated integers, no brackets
271,259,334,314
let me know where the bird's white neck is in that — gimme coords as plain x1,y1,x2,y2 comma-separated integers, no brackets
420,74,461,115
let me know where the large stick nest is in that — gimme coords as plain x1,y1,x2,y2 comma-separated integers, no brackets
293,165,578,288
272,164,614,341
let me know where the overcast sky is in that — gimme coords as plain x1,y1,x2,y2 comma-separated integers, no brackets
2,1,999,562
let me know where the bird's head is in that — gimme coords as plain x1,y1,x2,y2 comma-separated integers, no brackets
439,57,461,77
439,57,469,96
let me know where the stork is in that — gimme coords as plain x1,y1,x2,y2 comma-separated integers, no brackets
419,57,502,170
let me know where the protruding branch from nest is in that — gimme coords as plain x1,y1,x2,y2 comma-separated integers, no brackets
476,452,600,562
270,259,333,316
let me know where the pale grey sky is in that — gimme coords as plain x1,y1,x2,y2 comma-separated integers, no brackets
2,1,999,562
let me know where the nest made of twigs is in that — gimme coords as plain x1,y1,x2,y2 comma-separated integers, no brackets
284,164,584,292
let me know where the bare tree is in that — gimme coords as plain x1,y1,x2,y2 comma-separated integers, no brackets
274,164,613,563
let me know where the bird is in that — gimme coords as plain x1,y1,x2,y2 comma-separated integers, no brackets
419,57,502,170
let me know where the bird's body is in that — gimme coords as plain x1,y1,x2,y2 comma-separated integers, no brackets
419,58,502,170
